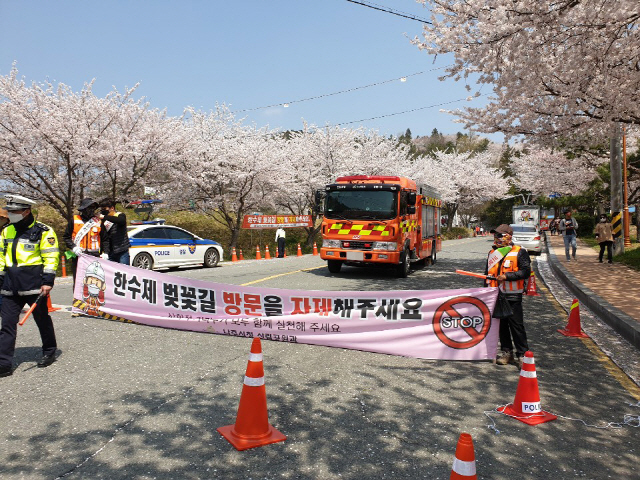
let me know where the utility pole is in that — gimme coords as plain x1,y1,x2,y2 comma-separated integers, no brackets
623,127,631,247
610,124,625,254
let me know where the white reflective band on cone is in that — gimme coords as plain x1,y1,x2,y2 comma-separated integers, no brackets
523,356,535,365
520,370,537,378
244,376,265,387
249,353,263,362
452,458,476,476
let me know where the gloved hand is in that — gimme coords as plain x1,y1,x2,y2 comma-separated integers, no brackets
100,253,109,260
73,246,83,256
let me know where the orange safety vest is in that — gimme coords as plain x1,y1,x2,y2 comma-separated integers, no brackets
72,215,101,254
487,245,525,294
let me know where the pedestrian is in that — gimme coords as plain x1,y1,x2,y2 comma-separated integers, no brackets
559,210,579,261
275,226,286,258
479,226,484,236
99,198,131,265
594,213,614,264
0,195,60,377
549,218,557,236
0,208,8,314
484,224,531,368
63,198,107,281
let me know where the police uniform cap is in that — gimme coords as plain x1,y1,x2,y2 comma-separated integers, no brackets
5,194,37,211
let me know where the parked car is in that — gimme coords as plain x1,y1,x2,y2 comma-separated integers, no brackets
510,223,542,255
127,224,224,270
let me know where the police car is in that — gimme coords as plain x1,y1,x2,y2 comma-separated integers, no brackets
127,223,224,270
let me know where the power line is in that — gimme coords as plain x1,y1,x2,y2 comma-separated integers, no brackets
345,0,432,24
333,95,483,127
231,66,448,114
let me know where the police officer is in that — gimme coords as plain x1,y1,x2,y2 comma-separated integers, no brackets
0,195,60,377
484,224,531,369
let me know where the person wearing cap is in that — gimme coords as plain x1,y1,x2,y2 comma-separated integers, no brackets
484,224,532,368
98,198,130,265
0,195,60,377
63,198,108,281
559,210,579,261
594,213,614,264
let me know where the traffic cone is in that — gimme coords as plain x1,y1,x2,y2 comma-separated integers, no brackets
450,432,477,480
297,243,302,257
284,248,287,258
255,245,262,260
231,247,238,262
239,249,244,261
47,295,61,312
525,272,540,296
557,299,588,337
313,242,318,255
498,351,557,425
265,245,271,260
217,338,286,450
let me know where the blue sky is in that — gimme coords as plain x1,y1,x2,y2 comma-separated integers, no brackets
0,1,499,141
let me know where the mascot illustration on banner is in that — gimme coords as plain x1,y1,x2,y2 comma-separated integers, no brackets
82,261,106,315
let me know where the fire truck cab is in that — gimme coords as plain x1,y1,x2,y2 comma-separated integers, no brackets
319,175,442,277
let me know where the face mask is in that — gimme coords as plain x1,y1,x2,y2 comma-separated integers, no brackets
101,209,109,216
600,217,607,223
7,212,25,224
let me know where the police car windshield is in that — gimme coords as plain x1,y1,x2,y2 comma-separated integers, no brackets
325,190,397,220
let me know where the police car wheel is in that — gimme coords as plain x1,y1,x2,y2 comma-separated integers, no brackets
132,252,154,270
204,248,219,268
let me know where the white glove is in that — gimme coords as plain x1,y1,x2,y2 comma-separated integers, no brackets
72,246,83,256
100,253,109,260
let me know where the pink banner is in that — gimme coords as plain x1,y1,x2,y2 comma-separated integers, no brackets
72,255,500,360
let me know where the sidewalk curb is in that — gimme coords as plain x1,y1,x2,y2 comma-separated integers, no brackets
545,232,640,350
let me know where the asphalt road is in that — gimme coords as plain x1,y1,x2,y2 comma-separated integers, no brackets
3,237,640,480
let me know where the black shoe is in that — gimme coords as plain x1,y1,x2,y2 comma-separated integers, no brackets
0,365,13,377
37,353,56,368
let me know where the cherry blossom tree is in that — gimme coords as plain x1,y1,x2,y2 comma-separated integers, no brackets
413,0,640,146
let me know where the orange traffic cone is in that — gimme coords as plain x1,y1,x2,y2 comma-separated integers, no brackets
284,248,287,258
450,433,477,480
239,249,244,261
265,245,271,260
297,243,302,257
255,245,262,260
47,295,61,312
217,338,286,450
525,272,540,296
231,247,238,262
498,351,557,425
312,242,318,255
557,299,588,337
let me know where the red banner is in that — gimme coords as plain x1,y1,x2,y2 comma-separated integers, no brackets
242,215,313,229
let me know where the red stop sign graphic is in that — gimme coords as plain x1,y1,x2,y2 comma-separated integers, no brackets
433,296,492,349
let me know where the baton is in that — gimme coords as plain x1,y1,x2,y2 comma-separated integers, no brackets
19,293,45,326
455,269,497,281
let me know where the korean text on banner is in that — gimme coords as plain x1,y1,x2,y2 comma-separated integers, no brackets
73,256,500,361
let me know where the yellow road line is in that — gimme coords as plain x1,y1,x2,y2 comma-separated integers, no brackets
537,276,640,401
241,266,326,286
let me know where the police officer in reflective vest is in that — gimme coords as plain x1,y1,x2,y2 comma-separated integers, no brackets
0,195,60,377
484,224,531,368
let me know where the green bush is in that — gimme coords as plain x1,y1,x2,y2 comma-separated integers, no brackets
574,212,596,238
441,227,474,240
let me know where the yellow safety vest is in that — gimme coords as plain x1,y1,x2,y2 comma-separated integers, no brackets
0,219,60,296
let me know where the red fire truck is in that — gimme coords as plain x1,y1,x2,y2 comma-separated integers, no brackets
318,175,442,277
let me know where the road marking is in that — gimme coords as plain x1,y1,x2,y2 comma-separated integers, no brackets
537,275,640,401
241,266,326,286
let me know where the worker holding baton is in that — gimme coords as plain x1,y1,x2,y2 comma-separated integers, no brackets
0,195,60,377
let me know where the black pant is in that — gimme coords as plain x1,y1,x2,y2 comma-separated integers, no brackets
0,294,57,368
499,299,529,357
277,237,286,258
599,241,613,262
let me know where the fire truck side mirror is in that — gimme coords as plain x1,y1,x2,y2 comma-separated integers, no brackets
314,190,325,216
407,192,417,206
407,205,416,215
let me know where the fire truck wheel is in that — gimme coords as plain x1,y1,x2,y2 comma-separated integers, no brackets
431,242,437,264
327,260,342,274
396,248,410,278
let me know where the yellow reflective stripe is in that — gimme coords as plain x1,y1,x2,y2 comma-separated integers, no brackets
337,229,350,235
351,225,364,231
381,231,390,237
360,230,372,235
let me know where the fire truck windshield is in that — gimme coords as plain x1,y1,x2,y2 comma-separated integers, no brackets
324,189,397,220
